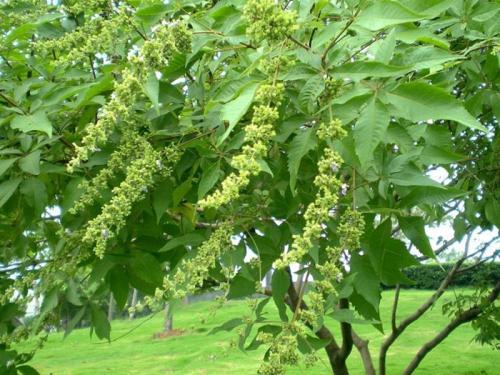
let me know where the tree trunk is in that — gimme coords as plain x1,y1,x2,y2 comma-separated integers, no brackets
163,302,173,332
331,360,349,375
283,268,351,375
107,294,115,321
264,269,272,289
129,288,138,320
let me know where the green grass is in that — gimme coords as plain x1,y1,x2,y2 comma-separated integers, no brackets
16,290,496,374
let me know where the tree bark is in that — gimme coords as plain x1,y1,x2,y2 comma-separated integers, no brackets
107,294,115,321
264,269,272,289
403,282,500,374
284,268,352,375
128,288,138,320
338,298,353,362
352,330,375,375
163,302,173,332
379,257,465,375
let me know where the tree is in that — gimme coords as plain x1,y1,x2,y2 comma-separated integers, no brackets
0,0,498,374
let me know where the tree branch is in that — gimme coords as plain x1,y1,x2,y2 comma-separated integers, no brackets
403,282,500,375
287,35,310,51
338,298,353,361
391,284,400,333
321,9,360,68
379,246,469,375
352,330,375,375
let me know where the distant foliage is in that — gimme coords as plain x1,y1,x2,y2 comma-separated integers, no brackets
402,263,500,290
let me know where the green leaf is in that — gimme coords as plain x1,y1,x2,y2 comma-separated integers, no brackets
40,288,59,316
350,252,381,309
75,75,113,108
159,232,206,252
368,220,418,285
0,178,21,208
17,365,41,375
91,305,111,341
387,82,486,131
228,274,256,299
128,253,163,287
398,216,435,258
143,72,160,112
399,0,455,16
217,81,259,145
389,164,444,188
333,61,409,80
357,0,424,30
11,111,53,137
246,325,282,350
330,309,379,325
297,335,332,354
397,46,460,71
398,186,465,207
198,161,221,199
110,266,129,310
271,269,290,322
19,150,41,175
287,128,317,192
64,306,86,339
349,290,382,332
375,29,397,64
354,98,390,166
172,178,192,207
136,3,169,23
65,280,83,306
152,179,172,222
420,145,465,164
0,158,18,177
5,23,36,43
485,199,500,228
396,27,450,49
20,178,47,216
210,318,244,335
298,75,324,113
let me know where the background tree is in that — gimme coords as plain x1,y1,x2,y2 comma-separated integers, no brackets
0,0,498,374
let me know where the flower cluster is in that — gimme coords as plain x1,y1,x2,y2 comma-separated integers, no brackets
162,223,234,299
62,0,111,15
243,0,297,43
82,142,179,258
257,327,300,375
135,22,192,72
275,147,344,268
1,1,49,33
67,69,141,172
70,135,146,214
67,21,192,172
324,77,343,99
260,56,295,76
198,82,283,209
337,208,365,252
34,8,131,66
317,118,346,141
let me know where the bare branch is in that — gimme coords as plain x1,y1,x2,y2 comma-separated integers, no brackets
391,284,401,333
403,282,500,375
352,330,375,375
287,35,310,51
379,235,472,375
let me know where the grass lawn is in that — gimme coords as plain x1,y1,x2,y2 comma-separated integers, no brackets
16,289,497,374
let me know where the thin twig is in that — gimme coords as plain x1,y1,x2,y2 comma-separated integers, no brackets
391,284,400,332
287,35,310,51
321,8,361,68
